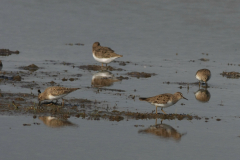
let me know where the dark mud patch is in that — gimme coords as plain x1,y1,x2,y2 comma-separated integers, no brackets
116,76,129,80
65,43,84,46
124,112,201,121
220,71,240,79
19,64,40,72
78,65,124,71
127,72,156,78
0,49,20,56
94,88,125,93
44,60,75,67
163,81,202,87
0,74,22,81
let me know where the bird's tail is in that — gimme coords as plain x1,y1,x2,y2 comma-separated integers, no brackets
139,97,148,101
116,54,123,57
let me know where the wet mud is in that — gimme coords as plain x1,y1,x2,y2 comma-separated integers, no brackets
0,58,231,124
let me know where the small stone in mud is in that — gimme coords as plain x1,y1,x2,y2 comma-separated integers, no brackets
23,124,31,126
49,81,56,85
62,78,68,81
13,75,21,81
69,78,75,81
0,60,2,67
216,119,221,121
33,115,37,119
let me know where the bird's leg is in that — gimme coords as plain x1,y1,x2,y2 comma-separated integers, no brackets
161,108,167,114
198,81,201,88
155,118,157,125
155,106,158,114
38,101,41,108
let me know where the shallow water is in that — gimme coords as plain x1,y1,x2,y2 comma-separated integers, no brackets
1,0,240,159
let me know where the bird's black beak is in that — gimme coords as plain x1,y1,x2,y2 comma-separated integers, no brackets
182,96,188,100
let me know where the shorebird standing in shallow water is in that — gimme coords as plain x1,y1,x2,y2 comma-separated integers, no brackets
38,86,80,106
92,42,123,68
196,69,211,87
139,92,188,114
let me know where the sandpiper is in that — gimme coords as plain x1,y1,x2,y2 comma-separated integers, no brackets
196,69,211,86
92,42,123,67
139,92,188,114
38,86,80,105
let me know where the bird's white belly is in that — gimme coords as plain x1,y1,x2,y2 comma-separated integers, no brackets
152,101,173,108
196,74,201,81
48,94,67,100
93,53,118,63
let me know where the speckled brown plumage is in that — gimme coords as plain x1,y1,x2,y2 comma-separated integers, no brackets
38,86,80,102
196,69,211,83
92,42,123,58
139,92,188,114
139,92,187,105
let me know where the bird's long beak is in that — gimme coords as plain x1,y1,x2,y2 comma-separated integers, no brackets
182,96,188,100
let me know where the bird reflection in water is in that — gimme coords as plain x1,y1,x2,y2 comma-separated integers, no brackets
91,71,121,88
39,116,77,128
194,89,211,103
138,119,185,141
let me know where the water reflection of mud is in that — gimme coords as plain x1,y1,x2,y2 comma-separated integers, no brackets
39,116,77,128
0,60,2,71
194,89,211,103
91,71,121,87
138,119,185,141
